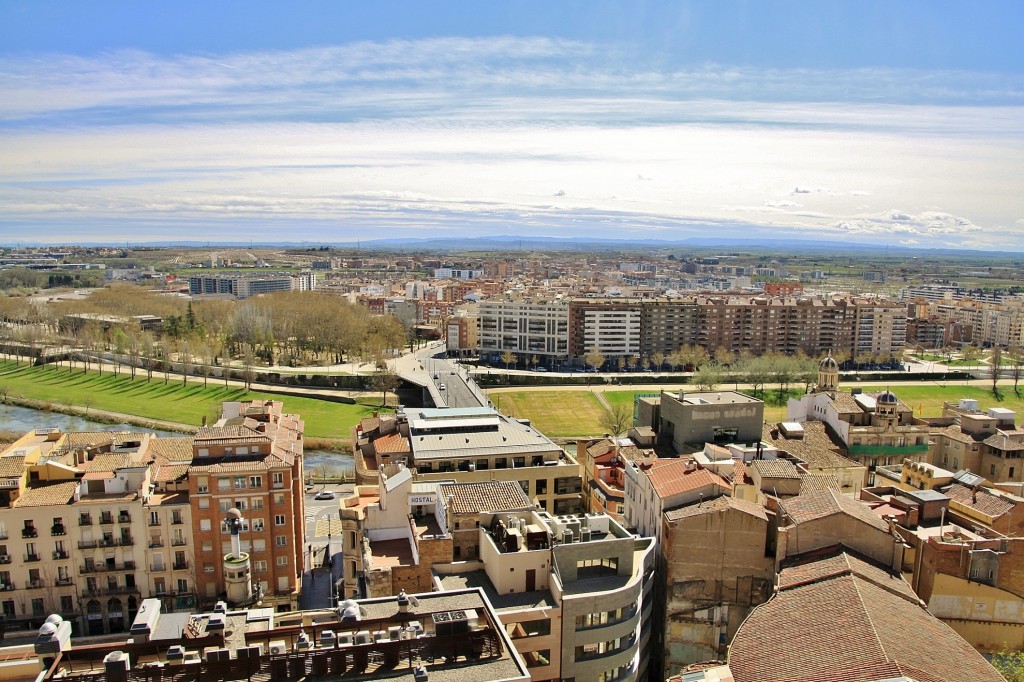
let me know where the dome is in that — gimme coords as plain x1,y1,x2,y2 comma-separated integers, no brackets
819,354,839,370
38,623,57,636
44,614,63,625
877,390,898,404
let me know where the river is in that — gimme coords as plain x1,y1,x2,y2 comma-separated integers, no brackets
0,403,353,474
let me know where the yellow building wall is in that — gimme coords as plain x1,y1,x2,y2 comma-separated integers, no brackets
928,572,1024,652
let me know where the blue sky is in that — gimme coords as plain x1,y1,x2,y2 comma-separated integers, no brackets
1,1,1022,249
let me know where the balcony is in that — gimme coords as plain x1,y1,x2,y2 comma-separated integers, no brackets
81,586,140,597
172,517,184,525
171,539,187,547
149,540,164,548
148,519,161,527
78,540,98,550
151,564,166,572
52,550,69,560
21,528,37,538
173,561,189,570
55,578,73,586
24,554,40,562
26,580,44,590
99,516,114,525
51,525,66,536
79,517,92,526
118,514,131,524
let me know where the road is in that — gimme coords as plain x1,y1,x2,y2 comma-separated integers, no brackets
298,486,352,609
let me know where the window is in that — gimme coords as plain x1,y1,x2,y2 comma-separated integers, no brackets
276,536,287,547
204,564,215,573
149,511,160,526
198,498,210,509
217,478,230,491
235,500,247,511
233,477,246,490
992,464,997,476
274,494,284,505
199,520,212,532
253,539,266,552
276,556,288,566
254,560,267,573
272,472,285,488
275,514,286,526
249,476,262,489
60,595,73,613
218,500,231,512
177,579,188,593
31,598,44,616
1012,467,1016,478
251,498,264,510
202,540,213,552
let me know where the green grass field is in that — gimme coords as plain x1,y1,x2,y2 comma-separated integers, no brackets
488,391,609,438
0,361,377,440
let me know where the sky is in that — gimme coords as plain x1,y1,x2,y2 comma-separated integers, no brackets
1,1,1023,250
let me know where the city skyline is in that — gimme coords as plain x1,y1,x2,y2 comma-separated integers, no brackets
1,1,1022,250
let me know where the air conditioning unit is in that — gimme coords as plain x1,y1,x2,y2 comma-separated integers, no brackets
0,555,10,564
165,645,186,663
236,645,263,659
354,631,370,645
207,613,226,630
29,580,41,588
204,649,231,662
268,641,287,656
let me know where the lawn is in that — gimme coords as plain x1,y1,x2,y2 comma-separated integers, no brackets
0,361,377,440
858,384,1024,418
488,391,609,438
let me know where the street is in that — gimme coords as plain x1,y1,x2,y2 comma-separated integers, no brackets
298,486,352,609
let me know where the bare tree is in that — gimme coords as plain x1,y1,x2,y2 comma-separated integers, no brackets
501,351,517,370
991,346,1003,395
599,402,632,438
1009,345,1024,397
242,345,256,391
584,350,605,372
180,340,192,386
370,362,402,408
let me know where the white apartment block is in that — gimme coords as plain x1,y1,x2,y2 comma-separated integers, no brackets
478,299,569,362
582,307,641,358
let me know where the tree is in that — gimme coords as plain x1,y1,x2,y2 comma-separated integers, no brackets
740,354,772,398
961,344,983,366
584,350,605,372
111,328,128,376
677,344,709,371
370,364,402,408
599,402,632,438
530,355,539,370
1009,345,1024,397
651,352,665,371
241,345,256,391
714,346,736,367
991,346,1003,395
180,340,192,387
992,649,1024,681
501,351,517,370
692,362,724,391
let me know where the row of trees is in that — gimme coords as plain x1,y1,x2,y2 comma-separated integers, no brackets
0,285,413,384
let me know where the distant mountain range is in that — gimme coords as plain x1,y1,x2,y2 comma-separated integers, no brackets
5,235,1020,257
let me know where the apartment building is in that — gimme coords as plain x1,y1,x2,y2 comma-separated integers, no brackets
32,587,531,682
187,274,303,299
187,400,305,612
477,298,568,365
355,408,583,515
439,510,656,682
482,294,907,365
567,299,642,363
445,310,479,358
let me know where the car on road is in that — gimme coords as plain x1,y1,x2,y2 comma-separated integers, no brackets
314,490,335,500
439,382,446,391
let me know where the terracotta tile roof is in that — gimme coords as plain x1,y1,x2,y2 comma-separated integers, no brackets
194,425,271,443
645,459,731,500
15,481,78,507
188,458,271,472
149,438,195,462
154,463,191,483
730,551,1001,682
83,453,131,472
762,421,860,470
0,455,26,478
750,459,801,480
777,549,917,602
800,472,841,492
781,490,890,532
983,432,1024,451
830,392,862,414
664,494,767,522
440,481,532,515
586,438,615,459
943,482,1016,518
375,432,411,454
731,460,753,485
937,424,982,444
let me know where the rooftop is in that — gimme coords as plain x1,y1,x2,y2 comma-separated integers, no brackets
440,481,532,516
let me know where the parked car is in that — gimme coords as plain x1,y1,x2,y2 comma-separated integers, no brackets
439,382,446,391
314,490,335,500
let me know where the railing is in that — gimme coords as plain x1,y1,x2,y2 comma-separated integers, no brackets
99,516,114,525
79,517,92,526
149,540,164,548
148,519,161,527
173,561,189,570
81,561,136,574
53,550,69,560
81,585,140,597
172,517,184,525
78,540,98,549
55,578,73,586
21,528,37,538
24,554,40,562
51,525,66,536
118,515,131,524
171,539,187,546
26,580,43,589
